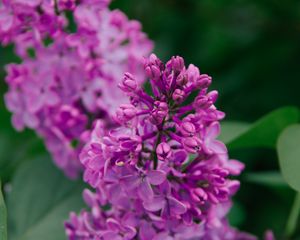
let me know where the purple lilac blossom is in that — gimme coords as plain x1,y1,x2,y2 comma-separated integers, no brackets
1,0,153,178
65,54,262,239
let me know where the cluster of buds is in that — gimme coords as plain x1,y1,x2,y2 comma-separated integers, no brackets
1,0,152,177
65,54,253,239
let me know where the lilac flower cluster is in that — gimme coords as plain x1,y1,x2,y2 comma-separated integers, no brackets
66,189,260,240
65,54,251,239
1,0,153,178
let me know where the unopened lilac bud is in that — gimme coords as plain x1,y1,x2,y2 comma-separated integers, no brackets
150,101,168,125
145,54,162,79
195,74,212,88
116,104,137,123
191,188,208,203
164,72,173,90
213,168,229,178
195,188,208,200
194,90,218,109
186,64,200,83
149,53,159,64
172,89,185,103
167,56,184,72
156,142,172,161
207,90,218,103
182,137,202,153
145,65,161,79
180,122,196,137
176,73,188,86
194,95,209,109
118,72,137,92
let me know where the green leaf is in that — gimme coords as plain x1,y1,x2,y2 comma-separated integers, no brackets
277,124,300,192
0,181,7,240
285,192,300,237
219,121,250,144
226,106,299,150
0,132,45,183
244,171,288,188
7,156,85,240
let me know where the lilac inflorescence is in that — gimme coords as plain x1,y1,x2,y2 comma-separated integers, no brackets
1,0,153,178
65,54,252,239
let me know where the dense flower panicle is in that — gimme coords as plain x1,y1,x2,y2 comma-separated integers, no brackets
1,0,153,177
65,54,250,239
0,0,110,50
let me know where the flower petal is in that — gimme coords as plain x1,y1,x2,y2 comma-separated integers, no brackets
138,178,153,200
206,121,221,139
121,175,140,190
106,218,121,231
143,196,165,212
168,196,187,215
147,170,166,185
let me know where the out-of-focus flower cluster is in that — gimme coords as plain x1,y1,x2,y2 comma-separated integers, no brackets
65,54,255,239
1,0,153,178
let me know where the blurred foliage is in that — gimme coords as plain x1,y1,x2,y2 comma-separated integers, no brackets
0,47,44,183
0,181,7,240
1,0,300,239
221,106,299,149
278,125,300,192
7,157,85,240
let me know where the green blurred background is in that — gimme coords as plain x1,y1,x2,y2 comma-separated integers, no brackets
1,0,300,238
